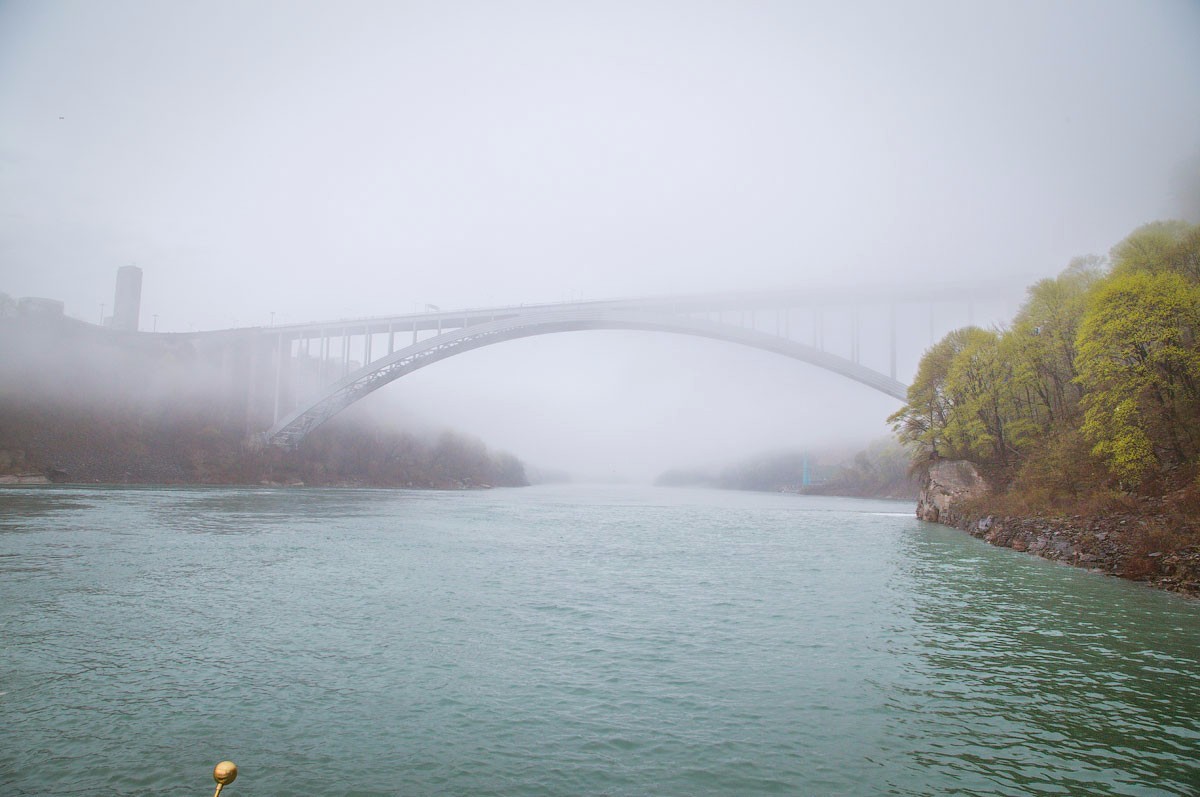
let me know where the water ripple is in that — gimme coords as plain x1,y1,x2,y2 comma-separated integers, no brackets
1,485,1198,795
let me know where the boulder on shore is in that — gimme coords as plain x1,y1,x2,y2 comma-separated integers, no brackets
916,459,989,525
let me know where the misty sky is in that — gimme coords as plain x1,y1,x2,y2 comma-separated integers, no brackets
2,1,1199,480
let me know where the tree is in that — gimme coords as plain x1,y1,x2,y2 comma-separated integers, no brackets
942,327,1034,469
1076,270,1200,483
1110,220,1195,278
890,327,985,462
1005,258,1102,426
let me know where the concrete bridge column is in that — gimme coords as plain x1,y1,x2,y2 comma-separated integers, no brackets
889,303,897,381
272,332,284,425
851,306,861,364
319,331,329,383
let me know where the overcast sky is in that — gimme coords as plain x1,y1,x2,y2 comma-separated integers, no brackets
2,1,1199,480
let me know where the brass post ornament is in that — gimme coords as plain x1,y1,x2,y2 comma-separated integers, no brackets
211,761,237,797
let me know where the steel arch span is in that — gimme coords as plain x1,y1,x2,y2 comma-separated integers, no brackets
262,307,909,449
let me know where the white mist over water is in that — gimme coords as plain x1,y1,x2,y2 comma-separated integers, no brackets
3,2,1198,479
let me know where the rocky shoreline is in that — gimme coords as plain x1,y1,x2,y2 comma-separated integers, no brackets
917,459,1200,599
0,473,51,485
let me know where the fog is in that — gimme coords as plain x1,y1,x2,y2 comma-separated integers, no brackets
2,1,1199,480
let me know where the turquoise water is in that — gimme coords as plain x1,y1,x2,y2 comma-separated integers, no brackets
1,484,1198,795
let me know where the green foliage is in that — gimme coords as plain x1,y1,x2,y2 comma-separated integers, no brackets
895,219,1200,495
888,327,977,460
1075,269,1200,482
942,327,1012,465
891,326,1034,470
1110,221,1197,279
808,438,916,498
1006,259,1100,425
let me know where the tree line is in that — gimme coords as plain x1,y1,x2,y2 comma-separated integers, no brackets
890,220,1200,501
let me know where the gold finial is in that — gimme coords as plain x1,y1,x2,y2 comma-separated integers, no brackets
211,761,238,797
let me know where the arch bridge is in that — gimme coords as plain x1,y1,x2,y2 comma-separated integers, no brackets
224,284,1013,449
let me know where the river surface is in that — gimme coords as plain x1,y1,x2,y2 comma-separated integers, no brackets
1,484,1198,796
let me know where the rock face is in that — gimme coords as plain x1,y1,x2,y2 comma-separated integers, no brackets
916,459,989,525
0,473,50,484
915,458,1200,598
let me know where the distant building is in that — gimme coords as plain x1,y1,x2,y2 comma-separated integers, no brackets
112,265,142,331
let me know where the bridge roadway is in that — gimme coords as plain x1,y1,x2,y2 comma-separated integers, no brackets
228,283,1012,449
263,281,1002,340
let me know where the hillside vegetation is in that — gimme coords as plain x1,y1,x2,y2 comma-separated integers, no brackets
889,220,1200,576
801,438,915,499
655,438,916,499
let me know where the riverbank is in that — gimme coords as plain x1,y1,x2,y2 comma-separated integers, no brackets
655,438,917,500
918,459,1200,598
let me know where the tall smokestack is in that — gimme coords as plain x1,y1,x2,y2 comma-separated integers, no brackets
112,265,142,331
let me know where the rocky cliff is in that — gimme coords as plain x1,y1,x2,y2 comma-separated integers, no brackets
917,459,1200,598
916,459,990,525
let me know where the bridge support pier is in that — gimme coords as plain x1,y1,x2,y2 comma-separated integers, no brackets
889,304,897,381
273,332,284,426
851,306,860,364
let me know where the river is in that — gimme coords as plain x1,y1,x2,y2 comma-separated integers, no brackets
1,484,1198,795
